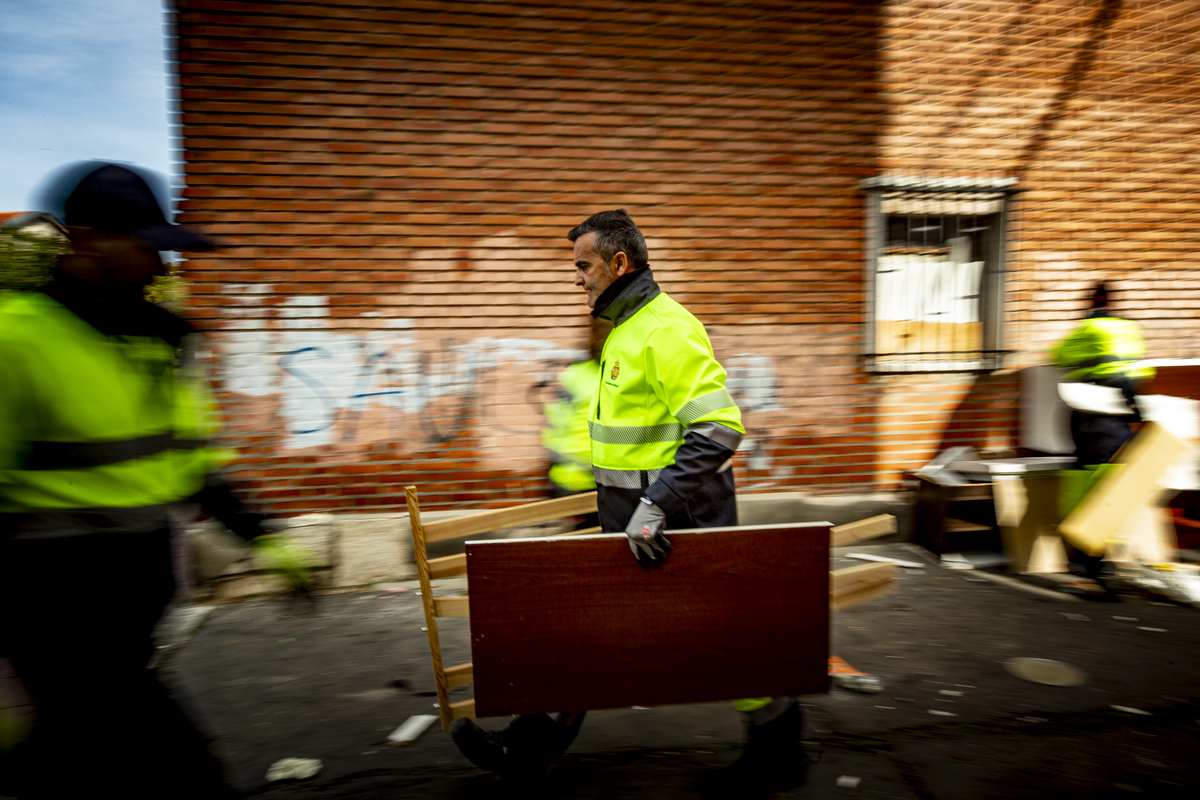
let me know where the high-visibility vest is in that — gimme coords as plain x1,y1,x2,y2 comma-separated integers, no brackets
1052,315,1155,383
0,292,232,538
542,359,599,492
590,285,743,489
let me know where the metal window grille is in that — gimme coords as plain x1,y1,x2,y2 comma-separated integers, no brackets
861,177,1017,374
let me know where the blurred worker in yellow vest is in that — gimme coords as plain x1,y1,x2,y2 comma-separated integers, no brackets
1052,281,1155,579
541,318,610,530
1052,280,1154,469
0,163,307,799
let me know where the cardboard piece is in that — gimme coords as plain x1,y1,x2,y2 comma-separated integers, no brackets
1107,503,1178,565
1059,423,1187,557
994,474,1069,574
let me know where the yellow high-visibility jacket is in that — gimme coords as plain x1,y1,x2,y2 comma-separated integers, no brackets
1052,314,1154,384
543,359,599,492
590,269,743,532
0,291,231,539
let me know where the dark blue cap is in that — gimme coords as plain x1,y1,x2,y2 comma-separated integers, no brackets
39,162,216,252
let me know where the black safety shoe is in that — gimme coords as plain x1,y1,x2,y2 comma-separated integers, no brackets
452,714,586,781
450,718,508,776
501,713,583,777
703,702,808,799
747,701,808,792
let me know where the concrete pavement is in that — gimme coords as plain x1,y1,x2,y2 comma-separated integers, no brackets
162,542,1200,799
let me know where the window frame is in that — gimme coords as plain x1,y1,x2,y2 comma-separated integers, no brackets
860,176,1019,374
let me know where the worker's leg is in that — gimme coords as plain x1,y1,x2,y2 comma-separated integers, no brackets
1,531,236,799
452,711,586,780
1069,409,1133,470
709,697,807,798
1066,410,1134,577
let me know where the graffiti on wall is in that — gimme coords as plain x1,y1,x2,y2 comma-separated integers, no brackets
212,303,797,475
209,229,847,476
218,328,795,469
725,353,784,473
214,294,587,468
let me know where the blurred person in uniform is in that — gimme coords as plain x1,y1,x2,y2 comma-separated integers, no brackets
0,163,303,799
452,210,805,798
1052,280,1154,469
1052,280,1154,578
540,317,610,529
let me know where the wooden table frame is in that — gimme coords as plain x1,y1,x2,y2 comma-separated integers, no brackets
405,486,897,731
406,487,600,730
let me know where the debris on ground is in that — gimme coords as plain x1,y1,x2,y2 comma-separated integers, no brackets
836,775,862,788
828,656,884,693
830,562,896,610
830,514,897,547
1104,562,1200,606
846,553,925,569
898,543,940,566
387,714,438,745
266,758,323,782
940,552,1009,570
1110,705,1152,716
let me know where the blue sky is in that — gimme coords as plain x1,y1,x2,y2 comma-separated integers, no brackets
0,0,173,213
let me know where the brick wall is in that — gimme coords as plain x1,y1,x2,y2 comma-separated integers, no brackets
872,0,1200,484
172,0,1199,513
885,0,1200,355
171,0,884,512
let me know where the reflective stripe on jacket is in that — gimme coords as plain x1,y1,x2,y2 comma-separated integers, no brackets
0,292,231,538
1051,315,1154,383
591,270,743,493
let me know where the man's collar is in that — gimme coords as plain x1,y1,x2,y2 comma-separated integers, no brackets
593,268,660,326
44,274,193,346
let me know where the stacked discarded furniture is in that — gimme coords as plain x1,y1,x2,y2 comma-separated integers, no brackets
405,486,898,731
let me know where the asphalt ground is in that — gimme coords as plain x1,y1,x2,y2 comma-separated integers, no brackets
160,542,1200,799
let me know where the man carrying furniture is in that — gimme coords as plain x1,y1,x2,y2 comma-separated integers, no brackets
452,210,805,797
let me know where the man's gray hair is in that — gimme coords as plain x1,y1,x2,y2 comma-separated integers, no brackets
567,209,649,271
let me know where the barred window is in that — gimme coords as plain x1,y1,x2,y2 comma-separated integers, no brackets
861,177,1017,373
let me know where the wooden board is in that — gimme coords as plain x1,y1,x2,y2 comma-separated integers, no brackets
421,492,597,544
829,561,896,611
830,514,896,547
829,561,895,593
465,523,830,717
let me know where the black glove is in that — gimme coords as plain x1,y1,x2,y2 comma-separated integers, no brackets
624,497,672,567
195,473,268,541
